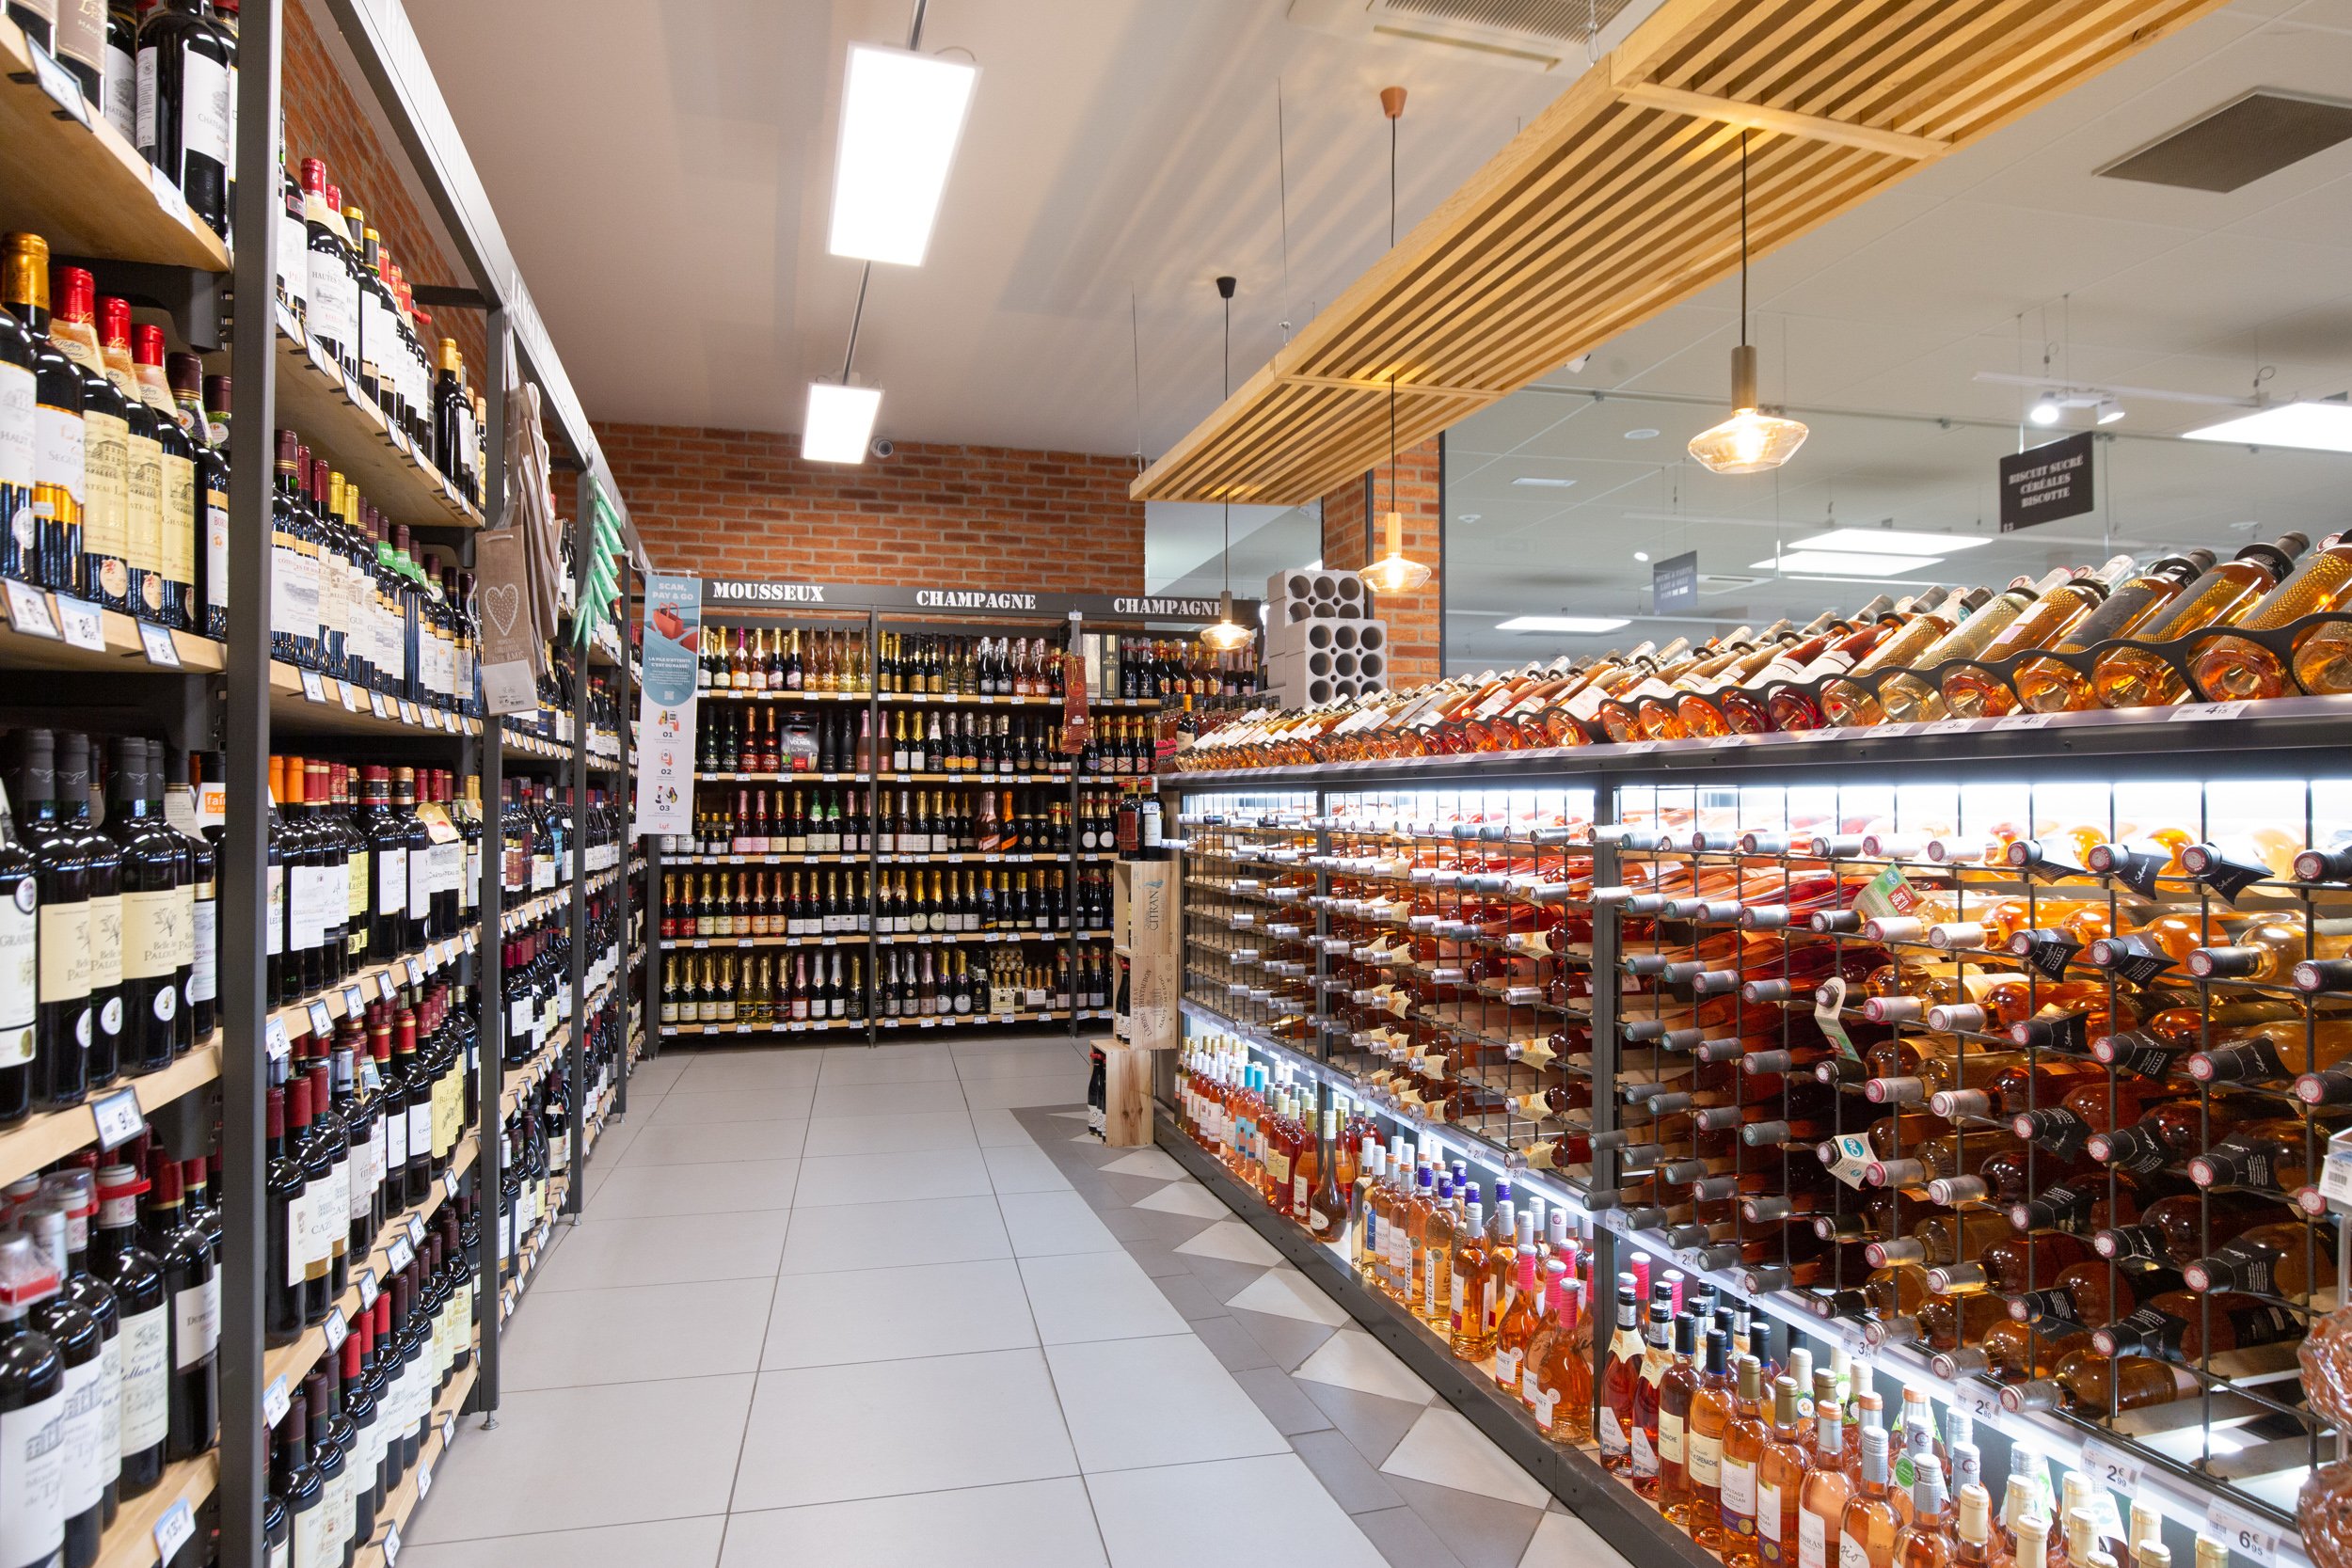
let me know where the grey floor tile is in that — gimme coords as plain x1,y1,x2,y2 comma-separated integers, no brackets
997,1189,1122,1256
1518,1510,1637,1568
1192,1314,1279,1372
499,1278,775,1391
792,1146,992,1206
961,1073,1088,1110
1384,1476,1545,1568
1018,1250,1190,1344
1100,1204,1222,1247
763,1258,1037,1369
1149,1272,1231,1322
809,1078,970,1118
399,1516,726,1568
583,1157,800,1218
1298,1380,1432,1469
649,1087,817,1124
1096,1170,1183,1206
801,1108,977,1156
716,1478,1107,1568
813,1046,958,1085
1181,1254,1278,1302
538,1210,792,1292
1292,1430,1408,1515
731,1350,1076,1511
1232,1364,1338,1435
1120,1238,1192,1279
1086,1454,1390,1568
967,1106,1038,1147
672,1052,825,1092
955,1042,1090,1080
616,1117,807,1165
1354,1505,1468,1568
406,1374,755,1542
778,1193,1010,1274
1043,1333,1289,1473
1229,1305,1339,1372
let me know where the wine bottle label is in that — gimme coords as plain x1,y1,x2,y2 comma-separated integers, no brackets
39,897,90,1003
1798,1509,1829,1568
174,1274,218,1368
1494,1346,1521,1386
1686,1430,1724,1486
1658,1409,1686,1465
1597,1405,1628,1456
1837,1531,1873,1568
0,362,33,496
179,50,232,169
1720,1456,1757,1528
1758,1481,1786,1553
118,1303,169,1452
0,878,32,1067
1629,1422,1658,1479
0,1386,66,1565
36,404,82,507
121,887,181,981
57,1350,103,1513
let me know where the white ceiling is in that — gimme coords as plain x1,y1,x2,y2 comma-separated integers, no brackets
403,0,1567,455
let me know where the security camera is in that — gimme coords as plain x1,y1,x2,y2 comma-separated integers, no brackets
869,436,896,458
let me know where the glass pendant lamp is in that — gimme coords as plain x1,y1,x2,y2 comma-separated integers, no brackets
1689,133,1807,476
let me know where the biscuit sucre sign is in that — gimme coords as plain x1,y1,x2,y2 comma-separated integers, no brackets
702,580,1253,624
1999,432,2095,531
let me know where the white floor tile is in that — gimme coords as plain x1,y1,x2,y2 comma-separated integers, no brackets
731,1350,1077,1511
401,1515,726,1568
983,1142,1073,1193
802,1109,977,1157
583,1158,800,1218
1225,1265,1351,1326
717,1478,1107,1568
1052,1110,1089,1120
1087,1454,1388,1568
809,1079,970,1118
672,1052,825,1091
498,1278,775,1391
1131,1180,1229,1218
1018,1251,1190,1344
1379,1404,1550,1507
961,1073,1088,1110
815,1046,959,1085
997,1189,1122,1256
1518,1508,1636,1568
1100,1148,1186,1181
969,1106,1040,1146
539,1210,793,1292
1293,1328,1437,1405
779,1194,1011,1275
1044,1333,1290,1473
649,1087,816,1125
955,1042,1089,1080
617,1117,806,1165
763,1257,1037,1369
792,1147,993,1207
407,1374,755,1542
1174,1220,1283,1267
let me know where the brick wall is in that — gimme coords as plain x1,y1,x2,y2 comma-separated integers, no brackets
1322,436,1442,688
599,424,1148,593
282,4,486,377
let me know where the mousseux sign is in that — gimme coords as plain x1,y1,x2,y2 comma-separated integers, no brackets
700,579,1255,625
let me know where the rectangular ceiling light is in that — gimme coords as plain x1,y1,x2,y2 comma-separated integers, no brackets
1511,476,1578,488
828,44,978,266
1754,550,1944,576
1792,527,1988,556
803,383,883,464
2183,401,2352,453
1495,615,1630,633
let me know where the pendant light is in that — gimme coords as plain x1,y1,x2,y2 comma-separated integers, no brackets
1359,86,1433,598
1688,132,1808,476
1200,275,1253,653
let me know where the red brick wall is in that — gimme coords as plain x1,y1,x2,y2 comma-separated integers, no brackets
599,423,1147,593
1323,437,1442,687
282,4,486,377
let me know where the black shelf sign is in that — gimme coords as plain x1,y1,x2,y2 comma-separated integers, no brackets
1999,431,2094,531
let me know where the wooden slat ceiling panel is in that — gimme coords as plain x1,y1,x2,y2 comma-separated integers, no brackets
1133,0,2231,505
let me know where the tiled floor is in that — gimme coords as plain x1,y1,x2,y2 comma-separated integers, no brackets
400,1035,1639,1568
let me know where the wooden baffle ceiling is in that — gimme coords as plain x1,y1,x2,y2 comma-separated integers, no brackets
1131,0,2230,507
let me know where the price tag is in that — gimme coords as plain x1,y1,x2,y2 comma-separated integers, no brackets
264,1017,290,1063
370,690,389,718
415,1456,433,1497
1953,1380,2006,1433
441,1414,455,1449
342,986,365,1018
406,1214,426,1247
300,669,326,704
152,1499,196,1564
444,1170,459,1200
2322,1152,2352,1210
388,1236,414,1273
2169,700,2249,722
383,1527,401,1567
307,1001,334,1037
406,958,424,988
322,1307,348,1354
1874,722,1915,739
2207,1497,2278,1566
54,595,103,651
1597,1207,1629,1233
2078,1437,2142,1497
136,622,183,668
332,678,358,711
2,581,58,639
262,1374,291,1428
358,1269,378,1311
1996,711,2052,731
24,39,90,126
1922,718,1977,736
89,1086,143,1151
401,701,421,725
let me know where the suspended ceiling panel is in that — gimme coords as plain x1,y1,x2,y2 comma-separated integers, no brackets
1132,0,2235,505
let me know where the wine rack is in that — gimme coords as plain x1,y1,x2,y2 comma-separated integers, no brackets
1162,721,2352,1568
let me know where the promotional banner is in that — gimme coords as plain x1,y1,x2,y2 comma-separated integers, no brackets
632,574,702,838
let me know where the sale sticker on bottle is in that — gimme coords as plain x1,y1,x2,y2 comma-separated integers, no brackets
90,1087,144,1151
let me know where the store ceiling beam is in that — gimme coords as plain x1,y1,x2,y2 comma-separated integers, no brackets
1132,0,2233,506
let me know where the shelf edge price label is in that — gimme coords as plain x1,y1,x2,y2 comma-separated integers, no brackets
415,1455,433,1497
307,1000,334,1037
343,985,365,1016
137,623,182,668
264,1017,290,1063
2207,1497,2278,1566
322,1307,348,1354
382,1525,401,1567
406,1213,426,1247
444,1169,459,1200
1,581,58,640
152,1498,196,1564
53,595,103,651
340,681,362,712
2078,1437,2141,1497
387,1236,413,1273
262,1373,290,1427
299,669,326,703
89,1086,143,1152
358,1269,378,1311
24,39,90,125
2169,699,2249,722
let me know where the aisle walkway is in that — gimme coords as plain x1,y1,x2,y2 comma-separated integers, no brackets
402,1035,1637,1568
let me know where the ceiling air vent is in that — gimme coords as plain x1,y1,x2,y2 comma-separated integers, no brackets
2097,90,2352,194
1287,0,1651,73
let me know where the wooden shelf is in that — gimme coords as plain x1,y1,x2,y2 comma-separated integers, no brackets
0,1038,219,1190
94,1451,218,1568
272,936,477,1049
0,592,223,676
269,662,480,739
262,310,484,534
0,20,230,271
